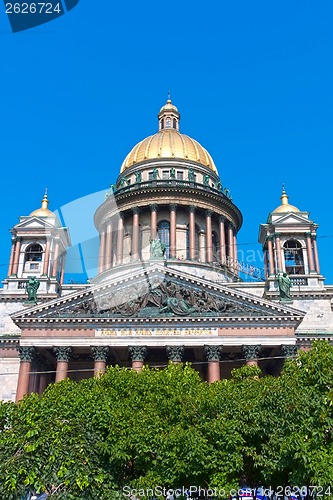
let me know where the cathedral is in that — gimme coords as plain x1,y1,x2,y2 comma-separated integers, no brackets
1,98,332,403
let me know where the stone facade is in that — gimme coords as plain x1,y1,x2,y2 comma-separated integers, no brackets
0,99,332,402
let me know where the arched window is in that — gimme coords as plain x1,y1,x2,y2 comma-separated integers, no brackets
283,240,304,275
173,118,177,129
25,244,43,262
157,221,170,258
165,117,171,128
186,224,200,261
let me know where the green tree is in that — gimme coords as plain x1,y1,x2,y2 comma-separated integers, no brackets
0,342,332,498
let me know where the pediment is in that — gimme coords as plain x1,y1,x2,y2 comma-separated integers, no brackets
272,212,310,225
12,264,305,327
15,217,55,230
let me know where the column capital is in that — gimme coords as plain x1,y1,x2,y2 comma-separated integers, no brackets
170,204,177,211
53,346,72,362
311,233,317,241
150,204,158,212
188,205,196,213
166,346,184,363
305,231,312,238
281,344,299,358
205,209,213,218
266,235,274,242
132,207,140,215
242,344,261,361
119,211,125,220
219,215,226,223
91,346,109,362
17,346,35,362
274,233,282,239
204,345,222,361
226,221,234,230
129,346,147,362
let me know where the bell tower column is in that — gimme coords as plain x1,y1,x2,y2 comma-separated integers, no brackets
305,232,316,273
7,238,16,277
312,235,320,274
12,238,21,276
274,233,283,272
267,237,275,275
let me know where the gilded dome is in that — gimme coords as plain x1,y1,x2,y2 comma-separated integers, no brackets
273,189,300,214
159,99,179,114
120,129,217,174
30,192,54,217
120,98,218,174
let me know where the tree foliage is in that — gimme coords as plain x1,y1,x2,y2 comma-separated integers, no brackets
0,341,332,499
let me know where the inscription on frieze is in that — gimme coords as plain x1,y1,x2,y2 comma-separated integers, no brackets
95,328,218,337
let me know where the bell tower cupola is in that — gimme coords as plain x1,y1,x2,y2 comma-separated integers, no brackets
259,187,324,294
3,191,71,299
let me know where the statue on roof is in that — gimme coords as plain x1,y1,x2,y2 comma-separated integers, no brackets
26,276,40,304
276,271,292,301
188,168,195,182
203,174,210,187
135,171,142,183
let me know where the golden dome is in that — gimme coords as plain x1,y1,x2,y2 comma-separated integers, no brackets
273,188,300,214
120,98,218,174
121,129,217,173
159,98,179,114
30,191,54,217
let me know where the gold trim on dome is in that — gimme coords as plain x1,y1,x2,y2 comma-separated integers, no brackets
120,129,217,173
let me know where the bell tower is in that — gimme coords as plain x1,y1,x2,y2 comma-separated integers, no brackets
259,188,324,294
3,192,71,299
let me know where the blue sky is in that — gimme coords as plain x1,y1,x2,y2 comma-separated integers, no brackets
0,0,332,283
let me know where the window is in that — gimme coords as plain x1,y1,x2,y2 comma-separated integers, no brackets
162,170,170,180
25,244,43,262
283,240,304,275
157,220,170,258
176,171,184,180
30,263,39,270
173,118,177,129
165,117,171,128
148,171,154,180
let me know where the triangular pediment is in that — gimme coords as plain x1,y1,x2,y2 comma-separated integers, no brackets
272,211,311,225
15,216,56,230
11,263,305,327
